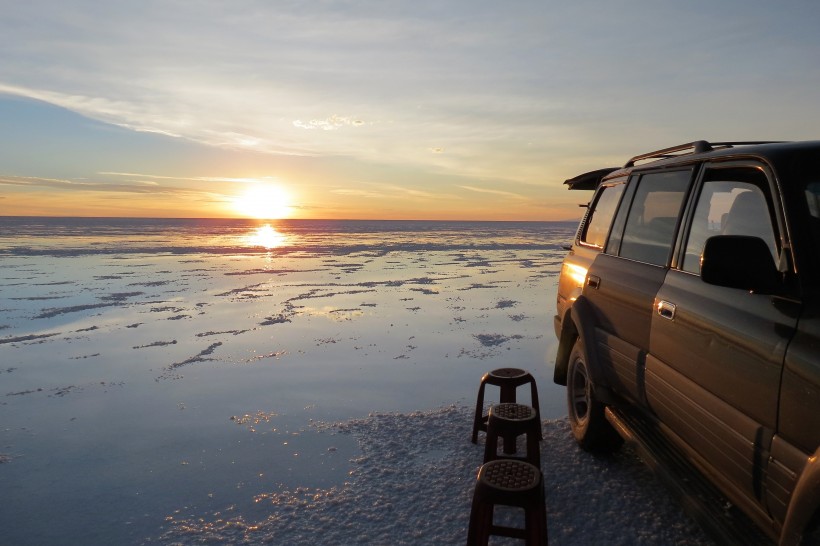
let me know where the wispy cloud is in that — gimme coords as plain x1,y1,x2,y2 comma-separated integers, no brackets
294,116,366,131
458,185,526,200
330,188,385,199
330,180,465,205
0,2,574,180
99,172,280,185
0,175,89,189
0,174,215,197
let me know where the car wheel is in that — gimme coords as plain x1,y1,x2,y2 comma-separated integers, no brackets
567,337,623,453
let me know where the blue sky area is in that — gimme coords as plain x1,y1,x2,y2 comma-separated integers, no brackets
1,0,819,219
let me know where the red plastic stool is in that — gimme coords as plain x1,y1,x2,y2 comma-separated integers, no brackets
472,368,542,445
484,403,542,467
466,459,548,545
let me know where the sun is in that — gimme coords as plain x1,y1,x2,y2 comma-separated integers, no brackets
232,184,293,219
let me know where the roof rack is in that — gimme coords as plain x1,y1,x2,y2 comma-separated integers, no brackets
624,140,788,168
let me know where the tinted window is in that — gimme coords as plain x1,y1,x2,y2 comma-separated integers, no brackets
683,167,777,274
807,182,820,268
580,182,626,248
618,170,691,266
807,182,820,219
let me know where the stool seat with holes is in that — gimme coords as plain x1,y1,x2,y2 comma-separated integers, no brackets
472,368,542,445
466,459,548,545
484,403,542,467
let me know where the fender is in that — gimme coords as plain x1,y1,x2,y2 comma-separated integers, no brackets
554,296,599,385
780,446,820,546
553,308,576,385
554,295,616,405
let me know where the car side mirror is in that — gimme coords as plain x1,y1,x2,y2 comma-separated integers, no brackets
700,235,779,294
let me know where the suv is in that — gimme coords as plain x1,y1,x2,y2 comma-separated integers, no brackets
553,140,820,545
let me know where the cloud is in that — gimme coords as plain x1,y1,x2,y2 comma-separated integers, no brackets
0,174,212,197
331,182,450,202
458,185,526,200
331,188,385,199
293,116,366,131
0,175,87,189
0,2,577,181
2,0,820,210
99,172,276,185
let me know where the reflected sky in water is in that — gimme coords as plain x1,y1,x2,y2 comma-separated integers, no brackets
0,218,574,545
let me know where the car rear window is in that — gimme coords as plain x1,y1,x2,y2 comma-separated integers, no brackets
580,182,626,248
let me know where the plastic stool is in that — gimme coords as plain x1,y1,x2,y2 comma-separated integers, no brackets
472,368,542,445
484,403,542,467
466,459,548,545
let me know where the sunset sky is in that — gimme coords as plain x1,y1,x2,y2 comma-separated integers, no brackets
1,0,819,221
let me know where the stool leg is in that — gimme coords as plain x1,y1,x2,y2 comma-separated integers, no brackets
526,428,541,468
487,416,519,458
499,383,516,404
472,381,487,444
536,482,549,545
484,420,500,462
525,505,548,546
466,496,492,546
500,383,519,453
502,430,517,455
529,380,543,440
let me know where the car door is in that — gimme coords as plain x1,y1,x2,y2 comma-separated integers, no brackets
769,177,820,527
584,168,693,405
648,162,800,512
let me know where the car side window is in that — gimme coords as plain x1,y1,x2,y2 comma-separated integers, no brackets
682,167,777,274
806,182,820,219
580,182,626,248
618,170,691,266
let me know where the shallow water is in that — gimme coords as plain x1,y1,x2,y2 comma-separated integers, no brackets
1,218,578,545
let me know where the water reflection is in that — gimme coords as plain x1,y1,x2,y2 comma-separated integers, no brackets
246,224,287,249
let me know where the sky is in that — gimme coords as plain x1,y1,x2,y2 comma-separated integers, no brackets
1,0,819,221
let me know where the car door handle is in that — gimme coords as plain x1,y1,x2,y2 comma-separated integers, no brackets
587,275,601,289
657,300,676,320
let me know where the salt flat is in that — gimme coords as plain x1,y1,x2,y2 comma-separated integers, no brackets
0,219,711,544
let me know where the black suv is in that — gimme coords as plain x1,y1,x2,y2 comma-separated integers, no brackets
553,141,820,545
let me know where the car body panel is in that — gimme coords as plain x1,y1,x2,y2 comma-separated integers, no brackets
553,140,820,544
584,253,664,402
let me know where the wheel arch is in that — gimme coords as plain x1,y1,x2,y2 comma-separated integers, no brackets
554,296,606,389
553,309,577,386
780,446,820,545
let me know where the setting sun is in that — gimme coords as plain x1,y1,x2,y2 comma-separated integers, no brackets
231,184,293,219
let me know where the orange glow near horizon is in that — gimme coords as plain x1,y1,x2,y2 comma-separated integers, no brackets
0,177,582,221
231,184,293,220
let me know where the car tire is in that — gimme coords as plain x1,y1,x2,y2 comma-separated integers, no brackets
567,337,623,453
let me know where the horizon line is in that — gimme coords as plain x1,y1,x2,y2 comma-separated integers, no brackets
0,214,581,223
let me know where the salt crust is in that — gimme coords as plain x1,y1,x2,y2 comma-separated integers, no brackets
159,405,713,545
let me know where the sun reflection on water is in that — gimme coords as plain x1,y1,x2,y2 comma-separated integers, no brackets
246,224,287,249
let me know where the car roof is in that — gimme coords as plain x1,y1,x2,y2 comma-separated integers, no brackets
565,140,820,189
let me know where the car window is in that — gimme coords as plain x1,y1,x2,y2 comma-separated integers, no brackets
580,182,626,248
682,168,777,274
807,182,820,219
618,170,691,266
807,182,820,260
